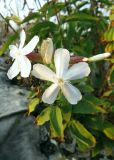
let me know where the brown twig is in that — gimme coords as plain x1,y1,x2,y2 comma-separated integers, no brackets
0,12,17,33
26,52,87,64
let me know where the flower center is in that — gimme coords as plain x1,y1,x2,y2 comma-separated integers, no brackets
15,49,22,59
58,78,64,86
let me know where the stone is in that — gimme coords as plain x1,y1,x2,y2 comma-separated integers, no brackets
0,63,47,160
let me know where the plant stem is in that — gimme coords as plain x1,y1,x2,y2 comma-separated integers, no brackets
0,13,17,33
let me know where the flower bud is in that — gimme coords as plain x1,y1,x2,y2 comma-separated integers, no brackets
40,38,54,64
88,53,111,62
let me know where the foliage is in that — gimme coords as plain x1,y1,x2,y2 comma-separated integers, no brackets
2,0,114,158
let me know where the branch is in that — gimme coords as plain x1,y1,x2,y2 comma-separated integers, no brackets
0,13,17,33
26,52,88,64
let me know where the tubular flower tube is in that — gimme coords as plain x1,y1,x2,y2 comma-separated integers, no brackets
40,38,54,64
88,53,111,62
32,48,90,105
7,30,39,79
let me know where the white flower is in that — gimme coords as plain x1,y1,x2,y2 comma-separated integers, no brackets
32,48,90,105
7,30,39,79
88,53,111,62
40,38,54,64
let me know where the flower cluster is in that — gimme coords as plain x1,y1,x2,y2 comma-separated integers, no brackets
7,30,111,105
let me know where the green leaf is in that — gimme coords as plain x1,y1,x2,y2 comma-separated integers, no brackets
69,120,96,151
7,15,21,24
40,2,65,18
110,68,114,84
50,106,64,139
63,111,71,129
85,117,104,131
97,0,113,6
62,12,99,22
73,95,106,114
76,1,89,10
103,137,114,156
92,142,103,157
29,21,57,35
78,84,94,93
85,117,114,140
0,33,18,56
103,121,114,140
36,107,51,125
28,98,39,114
22,12,41,23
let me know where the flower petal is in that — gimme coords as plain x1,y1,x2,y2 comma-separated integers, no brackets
54,48,70,78
22,36,39,55
32,64,56,82
42,83,59,104
9,45,18,59
64,62,90,81
19,30,26,49
19,56,31,78
61,83,82,104
7,59,20,79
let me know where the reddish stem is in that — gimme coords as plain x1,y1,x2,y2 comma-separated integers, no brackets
27,52,88,64
26,52,42,62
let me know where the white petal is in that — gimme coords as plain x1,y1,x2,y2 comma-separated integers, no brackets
19,56,31,78
61,83,82,104
64,62,90,81
9,45,18,59
19,30,26,49
22,36,39,55
54,48,70,78
7,59,20,79
32,64,56,82
42,83,59,104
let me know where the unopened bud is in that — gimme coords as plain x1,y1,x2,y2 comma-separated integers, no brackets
40,38,54,64
88,53,111,62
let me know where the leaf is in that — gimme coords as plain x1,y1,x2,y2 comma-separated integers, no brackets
69,120,96,151
78,84,94,93
28,98,39,114
63,111,71,129
110,68,114,84
102,90,113,97
85,117,114,140
0,33,18,56
62,12,99,22
22,12,41,23
7,15,21,24
76,1,89,10
92,143,103,157
103,137,114,156
60,101,72,129
50,106,64,139
97,0,113,6
40,2,65,18
29,21,57,36
36,107,51,125
85,117,104,131
103,121,114,140
73,95,106,114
